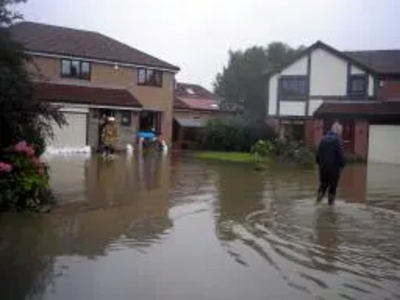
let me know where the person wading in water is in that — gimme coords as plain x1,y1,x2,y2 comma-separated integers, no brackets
101,116,118,159
316,122,345,205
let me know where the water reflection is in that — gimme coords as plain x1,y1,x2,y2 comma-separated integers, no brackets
310,208,340,273
0,155,399,300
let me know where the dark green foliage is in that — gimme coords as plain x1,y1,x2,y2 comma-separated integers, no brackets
0,29,65,152
214,42,305,119
202,115,277,152
250,140,274,157
0,0,27,27
250,138,315,168
0,0,62,211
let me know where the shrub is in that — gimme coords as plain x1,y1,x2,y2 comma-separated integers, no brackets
0,141,54,212
250,138,315,168
250,139,275,157
202,115,277,152
292,144,315,168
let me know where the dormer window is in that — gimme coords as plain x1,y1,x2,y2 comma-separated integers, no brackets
61,59,91,80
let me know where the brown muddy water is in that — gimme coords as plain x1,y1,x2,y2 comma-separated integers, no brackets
0,153,399,300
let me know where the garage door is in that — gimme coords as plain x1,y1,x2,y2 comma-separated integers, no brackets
48,112,87,149
368,125,400,164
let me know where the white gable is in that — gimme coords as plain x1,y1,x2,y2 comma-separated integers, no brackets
310,48,348,96
281,56,308,76
351,65,365,75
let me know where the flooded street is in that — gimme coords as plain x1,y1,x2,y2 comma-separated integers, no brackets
0,153,399,300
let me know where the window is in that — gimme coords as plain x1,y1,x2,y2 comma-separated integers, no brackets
61,59,91,80
137,68,163,87
348,75,367,96
279,76,308,99
121,111,132,127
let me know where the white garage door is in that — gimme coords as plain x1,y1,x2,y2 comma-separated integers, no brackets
48,112,87,149
368,125,400,164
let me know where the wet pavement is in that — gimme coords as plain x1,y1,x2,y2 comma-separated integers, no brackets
0,153,399,300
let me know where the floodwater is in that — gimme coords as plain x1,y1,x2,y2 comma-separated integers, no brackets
0,153,399,300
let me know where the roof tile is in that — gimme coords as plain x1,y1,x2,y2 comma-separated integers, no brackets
10,22,179,71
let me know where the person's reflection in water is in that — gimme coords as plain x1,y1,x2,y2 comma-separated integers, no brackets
137,151,160,190
309,208,340,273
96,156,118,205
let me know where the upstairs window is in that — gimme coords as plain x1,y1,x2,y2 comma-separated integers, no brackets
61,59,91,80
138,68,163,87
348,75,367,97
279,76,308,99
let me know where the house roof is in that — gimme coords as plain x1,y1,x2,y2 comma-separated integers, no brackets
265,41,400,77
9,22,179,71
344,50,400,76
174,82,221,111
176,83,218,99
173,97,190,110
178,97,220,111
313,101,400,117
33,82,142,108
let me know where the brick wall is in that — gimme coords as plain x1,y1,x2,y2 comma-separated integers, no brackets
312,119,324,148
353,120,369,161
379,79,400,101
305,120,314,146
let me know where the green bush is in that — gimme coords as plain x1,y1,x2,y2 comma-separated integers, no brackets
202,115,277,152
292,144,315,167
0,141,54,212
250,138,315,168
250,139,275,157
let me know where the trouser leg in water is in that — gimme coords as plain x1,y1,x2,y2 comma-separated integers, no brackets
317,167,340,205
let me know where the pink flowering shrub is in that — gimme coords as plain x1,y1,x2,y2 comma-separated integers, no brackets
0,141,54,212
0,162,13,173
14,141,35,157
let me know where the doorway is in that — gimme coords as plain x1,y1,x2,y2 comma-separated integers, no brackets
98,109,115,149
139,111,162,134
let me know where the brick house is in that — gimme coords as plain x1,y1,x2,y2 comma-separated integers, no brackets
172,83,234,149
265,41,400,164
10,22,179,151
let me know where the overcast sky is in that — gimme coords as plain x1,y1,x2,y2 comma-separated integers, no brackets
19,0,400,89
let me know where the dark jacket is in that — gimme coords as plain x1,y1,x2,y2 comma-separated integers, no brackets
316,132,345,170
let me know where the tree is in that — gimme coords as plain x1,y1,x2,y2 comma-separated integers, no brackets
213,42,305,119
0,0,26,27
0,0,64,153
0,0,66,211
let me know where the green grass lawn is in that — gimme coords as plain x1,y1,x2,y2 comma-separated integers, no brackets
195,151,268,164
